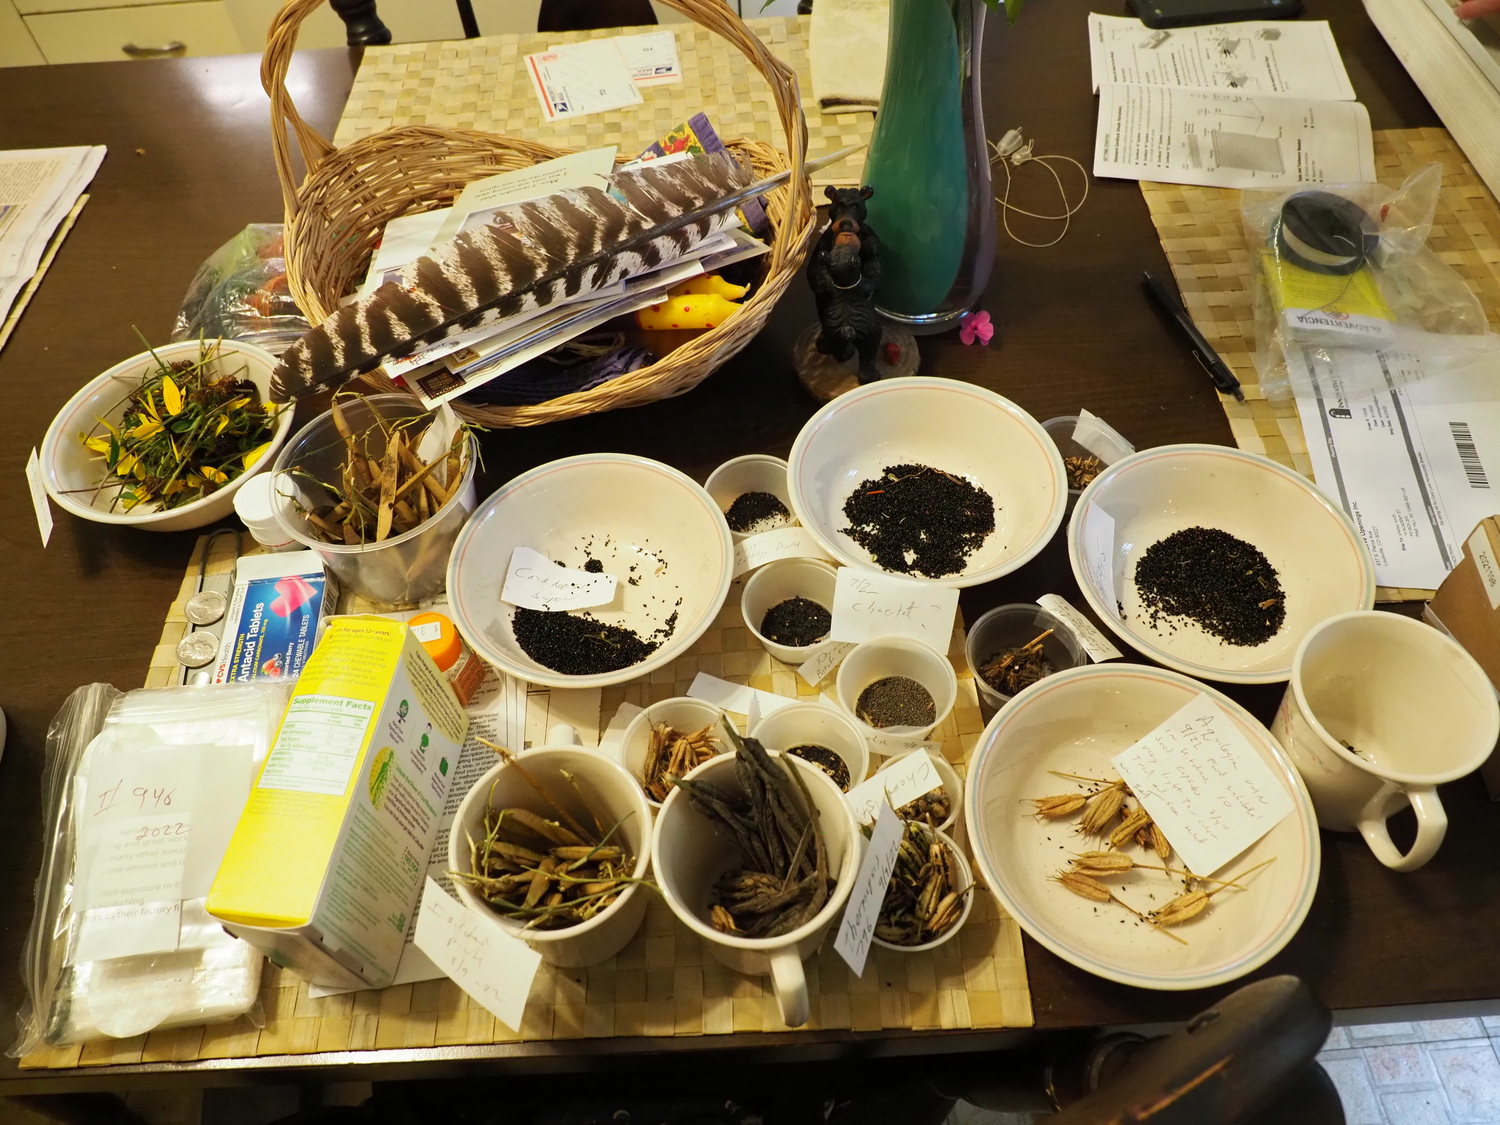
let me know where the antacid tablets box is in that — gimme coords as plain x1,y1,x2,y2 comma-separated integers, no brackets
207,616,467,989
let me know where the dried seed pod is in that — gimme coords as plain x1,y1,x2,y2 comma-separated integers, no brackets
1071,851,1134,875
549,845,621,862
1079,784,1126,835
711,904,740,933
1109,807,1153,850
501,808,586,846
1031,793,1086,819
1054,871,1113,903
1152,890,1210,927
1150,823,1172,860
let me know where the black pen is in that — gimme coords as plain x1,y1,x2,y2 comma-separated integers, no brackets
1141,270,1245,403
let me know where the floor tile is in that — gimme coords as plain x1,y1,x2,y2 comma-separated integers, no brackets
1325,1026,1352,1051
1425,1020,1489,1043
1430,1043,1500,1123
1322,1057,1385,1125
1366,1043,1441,1089
1353,1022,1424,1046
1381,1090,1454,1125
1485,1017,1500,1036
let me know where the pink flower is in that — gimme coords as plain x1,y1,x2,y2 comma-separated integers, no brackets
959,310,993,346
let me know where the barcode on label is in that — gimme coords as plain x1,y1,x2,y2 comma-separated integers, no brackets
1450,421,1490,489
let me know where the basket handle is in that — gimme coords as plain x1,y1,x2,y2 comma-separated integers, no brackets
261,0,341,222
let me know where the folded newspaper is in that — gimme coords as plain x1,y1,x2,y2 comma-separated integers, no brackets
0,146,105,339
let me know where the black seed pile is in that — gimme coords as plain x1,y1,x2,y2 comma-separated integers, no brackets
759,597,831,648
786,744,851,791
582,558,604,573
856,675,936,729
1133,527,1286,647
513,607,676,675
841,464,995,578
725,490,791,534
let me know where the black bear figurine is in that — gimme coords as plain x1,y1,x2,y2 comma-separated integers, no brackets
808,184,883,384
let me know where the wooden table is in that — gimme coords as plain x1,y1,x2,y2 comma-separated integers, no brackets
0,0,1493,1093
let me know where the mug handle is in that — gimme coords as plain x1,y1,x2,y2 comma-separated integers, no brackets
1358,784,1447,872
768,947,809,1028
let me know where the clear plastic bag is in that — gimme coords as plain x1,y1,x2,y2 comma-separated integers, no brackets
171,225,310,356
12,682,289,1056
1243,165,1500,400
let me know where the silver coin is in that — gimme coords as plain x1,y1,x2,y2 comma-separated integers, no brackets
176,630,220,668
184,590,227,626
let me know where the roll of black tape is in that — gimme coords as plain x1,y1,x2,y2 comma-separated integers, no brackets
1276,191,1380,276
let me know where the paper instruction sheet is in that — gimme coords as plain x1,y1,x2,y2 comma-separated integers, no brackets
1088,15,1356,101
1094,85,1375,188
1294,347,1500,589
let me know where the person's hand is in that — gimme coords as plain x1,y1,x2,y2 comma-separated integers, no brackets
1455,0,1500,21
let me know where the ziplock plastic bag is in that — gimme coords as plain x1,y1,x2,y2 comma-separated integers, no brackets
12,682,289,1056
171,225,310,356
1244,165,1500,400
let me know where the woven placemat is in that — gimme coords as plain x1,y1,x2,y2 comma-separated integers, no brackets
21,537,1030,1070
1138,126,1500,604
332,17,870,188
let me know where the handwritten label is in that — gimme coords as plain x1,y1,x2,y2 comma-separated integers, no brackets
732,527,833,578
1037,594,1122,663
414,878,542,1031
797,640,856,688
833,801,904,976
1073,409,1135,466
411,620,443,644
1080,507,1118,615
845,749,944,826
1469,524,1500,611
501,546,617,612
1112,695,1294,876
26,447,52,548
829,568,960,647
687,671,797,719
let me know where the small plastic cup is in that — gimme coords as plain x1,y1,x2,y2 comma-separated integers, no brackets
705,454,795,540
1042,416,1096,514
741,558,837,664
751,701,870,793
966,603,1086,711
876,747,963,832
269,394,477,606
619,697,727,809
835,637,958,750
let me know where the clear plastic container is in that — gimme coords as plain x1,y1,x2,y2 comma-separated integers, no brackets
1042,415,1096,515
965,603,1086,710
269,394,477,606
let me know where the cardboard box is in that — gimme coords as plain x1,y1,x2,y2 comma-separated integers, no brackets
1425,516,1500,797
206,616,468,988
211,551,334,684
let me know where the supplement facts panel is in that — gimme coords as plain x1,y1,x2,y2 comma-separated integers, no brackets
259,696,376,796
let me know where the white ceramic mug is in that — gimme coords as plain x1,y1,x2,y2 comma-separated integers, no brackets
1271,611,1499,872
652,752,859,1028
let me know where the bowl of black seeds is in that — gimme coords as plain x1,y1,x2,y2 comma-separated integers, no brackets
836,637,958,745
750,701,870,793
787,378,1067,587
741,558,837,663
1067,444,1375,683
446,453,736,689
705,454,797,541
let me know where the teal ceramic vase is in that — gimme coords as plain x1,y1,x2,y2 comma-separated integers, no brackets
861,0,995,333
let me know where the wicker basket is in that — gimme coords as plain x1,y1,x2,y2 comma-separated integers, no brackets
260,0,815,428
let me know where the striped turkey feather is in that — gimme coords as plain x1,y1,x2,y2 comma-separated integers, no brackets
270,151,755,401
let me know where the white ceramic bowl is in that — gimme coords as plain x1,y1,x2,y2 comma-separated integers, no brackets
449,746,652,967
836,637,958,748
750,700,870,793
964,663,1320,991
787,378,1066,587
1068,444,1375,684
876,747,963,832
870,825,974,954
741,558,837,664
40,340,294,532
705,454,795,541
446,454,734,689
619,697,727,808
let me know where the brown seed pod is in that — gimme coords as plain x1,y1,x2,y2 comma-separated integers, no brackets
1054,871,1113,902
1079,783,1126,835
1150,823,1172,860
1070,851,1135,875
1031,793,1087,819
1109,807,1153,850
1152,890,1210,927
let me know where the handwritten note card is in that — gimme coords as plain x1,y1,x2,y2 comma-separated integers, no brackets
501,546,618,612
844,749,943,827
833,801,904,977
414,878,541,1031
797,640,856,688
1080,507,1118,615
26,447,52,548
1112,695,1293,876
1036,594,1122,663
687,672,796,719
732,527,834,578
829,568,959,647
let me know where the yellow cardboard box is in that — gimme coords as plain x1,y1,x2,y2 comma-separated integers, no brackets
206,616,468,989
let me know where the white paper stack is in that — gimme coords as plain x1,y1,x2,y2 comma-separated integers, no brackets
0,146,105,332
